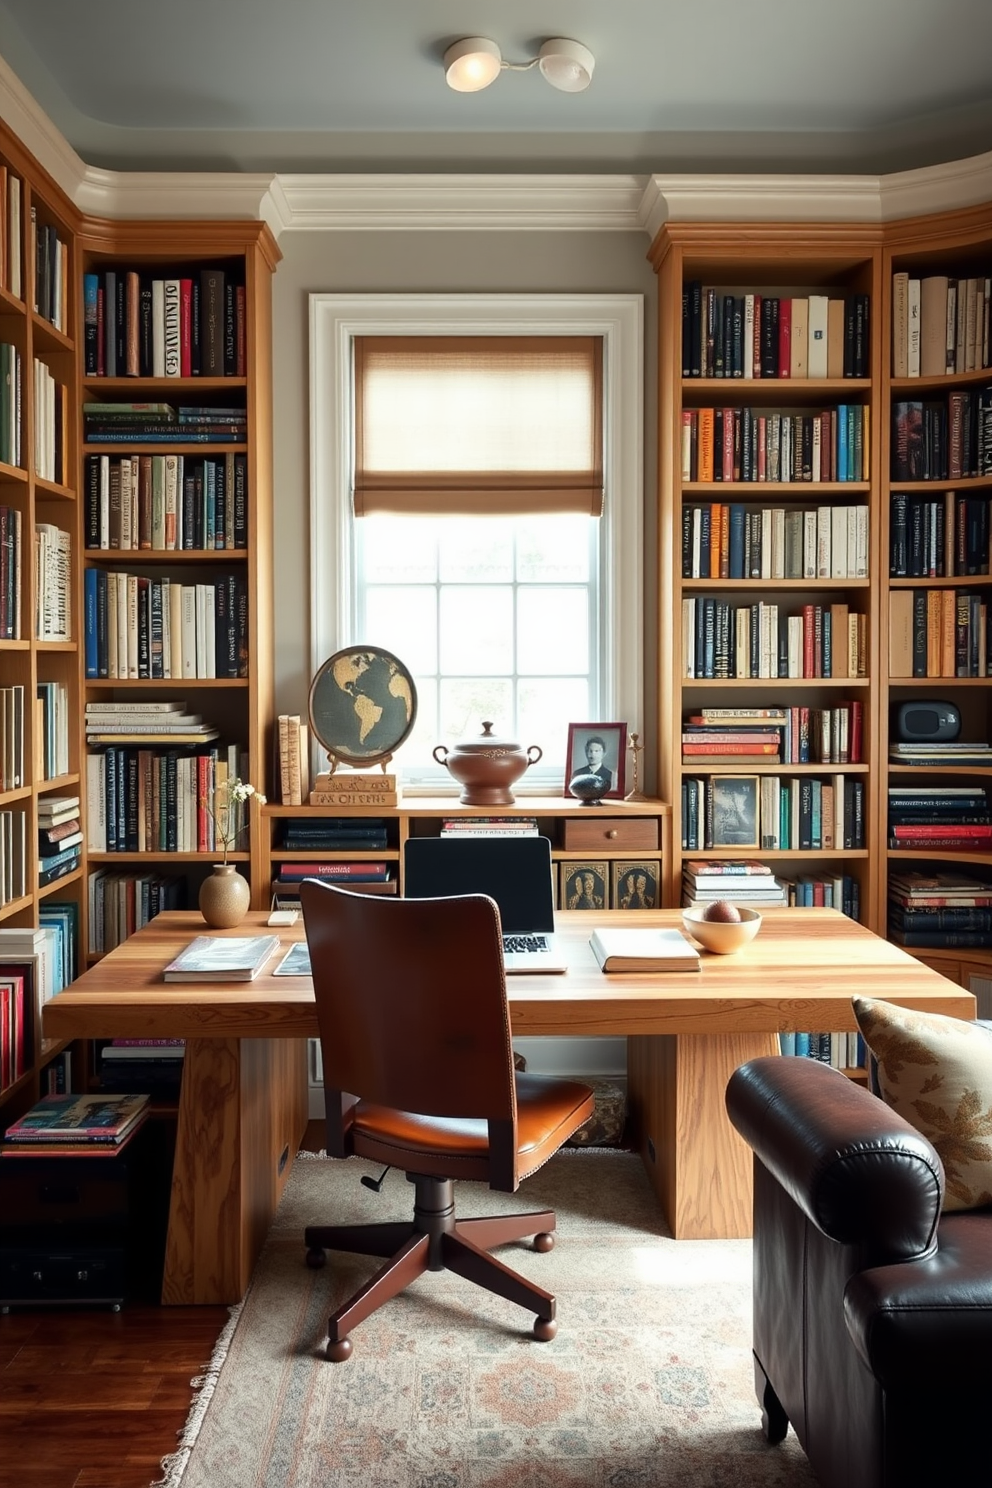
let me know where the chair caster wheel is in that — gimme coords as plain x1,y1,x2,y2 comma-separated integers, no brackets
327,1336,353,1362
306,1247,327,1269
533,1317,557,1342
533,1231,554,1253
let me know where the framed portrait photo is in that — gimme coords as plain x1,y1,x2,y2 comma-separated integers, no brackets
561,861,609,911
565,722,627,800
710,775,760,850
611,859,661,910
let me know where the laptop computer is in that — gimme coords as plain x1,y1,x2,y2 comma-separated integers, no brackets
403,835,568,974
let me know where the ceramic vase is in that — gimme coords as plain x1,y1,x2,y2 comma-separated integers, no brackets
199,864,251,928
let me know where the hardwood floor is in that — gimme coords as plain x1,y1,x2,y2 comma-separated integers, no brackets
0,1121,325,1488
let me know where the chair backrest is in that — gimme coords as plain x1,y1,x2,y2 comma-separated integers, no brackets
300,878,518,1166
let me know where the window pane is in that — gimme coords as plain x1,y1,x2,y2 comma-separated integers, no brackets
439,679,514,742
365,586,438,674
518,587,588,675
404,675,437,761
440,586,513,674
361,516,437,582
439,519,513,582
518,679,589,756
517,516,589,582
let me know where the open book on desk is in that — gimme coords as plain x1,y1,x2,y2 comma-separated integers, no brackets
162,934,281,982
589,927,701,973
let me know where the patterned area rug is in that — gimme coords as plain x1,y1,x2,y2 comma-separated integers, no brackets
157,1149,817,1488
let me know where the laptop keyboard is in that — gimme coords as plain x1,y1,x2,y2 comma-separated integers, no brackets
503,934,549,954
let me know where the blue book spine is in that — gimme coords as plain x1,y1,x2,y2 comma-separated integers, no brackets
795,1031,811,1058
84,567,98,678
779,1032,797,1055
837,405,849,482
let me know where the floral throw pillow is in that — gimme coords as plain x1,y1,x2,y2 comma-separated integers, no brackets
853,996,992,1212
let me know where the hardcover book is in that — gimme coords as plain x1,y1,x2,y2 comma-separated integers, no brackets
162,933,280,982
589,927,701,973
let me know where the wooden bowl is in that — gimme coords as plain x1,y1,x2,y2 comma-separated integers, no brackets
682,905,762,954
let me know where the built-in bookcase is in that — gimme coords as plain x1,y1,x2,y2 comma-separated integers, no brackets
650,224,885,928
76,221,279,960
0,117,83,1124
880,203,992,980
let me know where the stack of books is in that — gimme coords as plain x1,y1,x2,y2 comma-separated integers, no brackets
84,700,218,744
3,1092,150,1155
277,714,310,805
271,860,396,907
38,795,81,885
281,817,388,851
440,817,539,836
682,860,788,908
681,715,781,765
888,869,992,949
99,1038,185,1097
889,740,992,768
887,786,992,851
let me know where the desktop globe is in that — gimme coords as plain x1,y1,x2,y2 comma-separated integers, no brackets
308,646,417,770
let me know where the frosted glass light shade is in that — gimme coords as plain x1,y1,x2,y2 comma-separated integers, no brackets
444,37,502,92
538,38,595,93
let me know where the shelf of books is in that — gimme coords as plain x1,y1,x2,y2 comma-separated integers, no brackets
880,203,992,988
650,224,884,955
0,116,87,1127
76,220,279,965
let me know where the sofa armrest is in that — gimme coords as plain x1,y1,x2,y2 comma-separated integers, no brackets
727,1056,943,1261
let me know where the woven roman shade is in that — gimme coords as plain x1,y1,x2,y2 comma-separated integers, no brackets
353,335,604,516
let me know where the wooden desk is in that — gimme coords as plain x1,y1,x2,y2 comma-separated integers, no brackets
43,908,974,1303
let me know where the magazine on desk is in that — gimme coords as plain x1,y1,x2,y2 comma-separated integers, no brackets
273,942,312,976
162,934,281,982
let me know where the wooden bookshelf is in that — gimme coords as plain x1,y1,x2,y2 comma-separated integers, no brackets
0,117,83,1124
649,223,885,926
258,797,670,911
76,220,280,964
879,203,992,980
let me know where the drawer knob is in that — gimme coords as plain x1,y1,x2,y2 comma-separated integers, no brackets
607,829,618,839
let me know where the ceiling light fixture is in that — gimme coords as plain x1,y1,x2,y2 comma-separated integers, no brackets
443,36,595,95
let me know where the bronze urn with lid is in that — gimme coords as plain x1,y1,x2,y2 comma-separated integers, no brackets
433,721,543,805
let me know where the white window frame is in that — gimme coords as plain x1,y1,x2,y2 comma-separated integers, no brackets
309,293,643,780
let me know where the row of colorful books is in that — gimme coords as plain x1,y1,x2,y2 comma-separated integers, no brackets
888,588,991,679
85,742,247,855
891,390,992,482
891,271,990,379
682,597,868,681
83,265,245,379
889,491,990,580
682,502,868,581
683,703,863,767
779,1031,866,1069
84,569,249,681
681,405,869,483
83,450,248,553
682,286,869,380
681,775,866,854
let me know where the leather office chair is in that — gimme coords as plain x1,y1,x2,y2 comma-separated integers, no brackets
299,878,595,1362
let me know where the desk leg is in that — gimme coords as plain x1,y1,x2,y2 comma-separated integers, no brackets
162,1037,308,1305
627,1031,779,1240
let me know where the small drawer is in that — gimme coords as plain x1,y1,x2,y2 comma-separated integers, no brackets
562,816,659,852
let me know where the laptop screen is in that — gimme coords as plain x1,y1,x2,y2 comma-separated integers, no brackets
403,836,556,933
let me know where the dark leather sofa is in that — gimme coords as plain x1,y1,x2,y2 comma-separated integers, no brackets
726,1055,992,1488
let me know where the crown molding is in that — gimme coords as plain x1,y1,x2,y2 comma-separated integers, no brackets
2,45,991,238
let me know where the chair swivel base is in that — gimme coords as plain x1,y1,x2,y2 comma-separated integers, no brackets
304,1171,558,1361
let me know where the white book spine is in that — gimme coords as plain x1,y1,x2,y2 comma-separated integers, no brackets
907,277,921,376
152,279,166,377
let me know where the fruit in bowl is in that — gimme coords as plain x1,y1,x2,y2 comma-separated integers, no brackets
682,903,762,954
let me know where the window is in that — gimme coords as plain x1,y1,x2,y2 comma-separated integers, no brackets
310,295,643,789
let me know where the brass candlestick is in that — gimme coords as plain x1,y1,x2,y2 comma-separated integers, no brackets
625,732,646,801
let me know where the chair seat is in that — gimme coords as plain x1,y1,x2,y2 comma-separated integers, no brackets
351,1073,596,1184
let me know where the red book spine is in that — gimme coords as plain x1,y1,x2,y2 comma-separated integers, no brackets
850,700,863,763
778,298,792,378
802,604,815,678
278,861,389,877
179,279,193,378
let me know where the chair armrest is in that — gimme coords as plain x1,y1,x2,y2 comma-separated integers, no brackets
726,1056,943,1261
